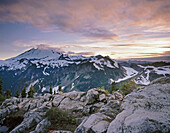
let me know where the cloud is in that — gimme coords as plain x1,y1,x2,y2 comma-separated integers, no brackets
67,51,94,56
0,0,169,41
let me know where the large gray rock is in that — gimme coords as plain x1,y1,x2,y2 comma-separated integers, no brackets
100,100,120,117
10,111,43,133
74,113,110,133
30,118,51,133
85,89,99,105
0,105,18,120
65,91,85,101
52,95,65,107
107,83,170,133
59,97,85,110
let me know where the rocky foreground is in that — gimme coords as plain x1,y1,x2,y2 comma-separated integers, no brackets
0,77,170,133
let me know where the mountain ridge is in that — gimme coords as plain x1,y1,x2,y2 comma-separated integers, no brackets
0,48,169,95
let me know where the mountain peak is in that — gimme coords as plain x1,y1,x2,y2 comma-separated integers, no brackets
7,47,63,61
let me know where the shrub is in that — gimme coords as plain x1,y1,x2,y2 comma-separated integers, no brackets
21,87,27,98
110,81,118,93
5,89,11,98
119,80,137,96
45,107,77,131
28,85,35,98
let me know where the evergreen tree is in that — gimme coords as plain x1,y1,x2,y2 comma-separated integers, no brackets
28,85,35,98
0,76,3,95
110,81,118,93
5,89,11,98
15,90,20,98
58,86,62,92
21,87,27,98
49,87,53,95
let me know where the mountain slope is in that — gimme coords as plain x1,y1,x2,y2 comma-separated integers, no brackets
0,48,125,95
0,48,169,95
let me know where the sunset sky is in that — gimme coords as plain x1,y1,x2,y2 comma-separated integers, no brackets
0,0,170,60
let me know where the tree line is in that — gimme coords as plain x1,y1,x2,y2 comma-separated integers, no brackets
97,79,137,96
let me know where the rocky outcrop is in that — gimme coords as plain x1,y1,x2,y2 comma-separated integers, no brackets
107,82,170,133
30,118,51,133
0,88,122,133
74,113,110,133
1,77,170,133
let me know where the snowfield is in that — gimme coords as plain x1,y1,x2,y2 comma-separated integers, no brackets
115,66,138,83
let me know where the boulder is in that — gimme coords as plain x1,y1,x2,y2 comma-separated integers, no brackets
99,94,106,102
100,100,121,117
65,91,85,101
85,89,99,105
74,113,110,133
30,118,51,133
52,95,65,107
59,97,84,110
107,83,170,133
0,105,18,120
10,111,43,133
112,91,123,100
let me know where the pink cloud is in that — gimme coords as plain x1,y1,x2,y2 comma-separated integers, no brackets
0,0,169,40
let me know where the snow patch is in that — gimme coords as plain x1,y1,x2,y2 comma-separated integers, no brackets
70,83,74,90
41,87,47,92
116,67,138,83
26,79,39,92
42,66,50,76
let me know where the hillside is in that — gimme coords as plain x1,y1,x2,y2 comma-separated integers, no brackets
0,48,169,95
0,77,169,133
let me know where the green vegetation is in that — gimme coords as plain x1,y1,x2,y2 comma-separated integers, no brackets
97,79,137,96
58,85,62,92
119,80,137,96
5,89,11,98
0,75,11,105
21,87,27,98
45,107,78,132
15,90,20,98
110,81,118,93
28,85,35,98
49,87,53,94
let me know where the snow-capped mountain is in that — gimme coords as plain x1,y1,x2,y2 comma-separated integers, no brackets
0,48,169,95
0,48,124,94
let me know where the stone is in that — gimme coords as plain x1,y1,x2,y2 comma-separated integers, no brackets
0,105,18,120
107,83,170,133
113,91,123,100
65,91,84,100
100,100,120,117
10,112,43,133
59,97,84,110
52,95,65,107
74,113,110,133
99,94,106,102
85,89,99,105
30,118,51,133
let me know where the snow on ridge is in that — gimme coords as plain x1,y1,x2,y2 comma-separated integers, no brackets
42,66,50,76
115,66,138,83
70,83,75,90
138,65,170,76
26,79,39,92
90,58,116,70
114,61,119,68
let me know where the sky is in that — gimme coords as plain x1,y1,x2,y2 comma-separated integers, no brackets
0,0,170,60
